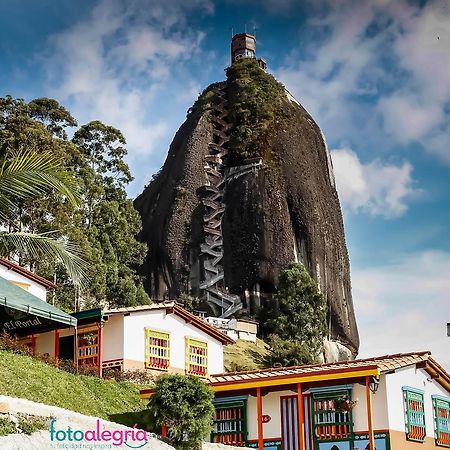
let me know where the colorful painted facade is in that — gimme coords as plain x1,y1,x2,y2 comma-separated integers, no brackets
26,302,233,377
140,351,450,450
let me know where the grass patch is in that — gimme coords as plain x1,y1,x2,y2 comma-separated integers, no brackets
0,417,16,436
224,339,270,372
17,414,49,435
0,350,147,424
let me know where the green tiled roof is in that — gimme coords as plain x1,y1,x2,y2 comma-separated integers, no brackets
0,275,76,328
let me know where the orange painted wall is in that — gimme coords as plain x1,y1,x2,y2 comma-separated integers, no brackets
390,430,439,449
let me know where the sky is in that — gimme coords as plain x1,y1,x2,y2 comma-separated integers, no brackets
1,0,449,369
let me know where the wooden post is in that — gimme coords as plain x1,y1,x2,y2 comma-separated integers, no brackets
54,329,60,368
257,386,264,450
297,383,306,450
31,334,36,355
366,376,375,450
98,323,103,378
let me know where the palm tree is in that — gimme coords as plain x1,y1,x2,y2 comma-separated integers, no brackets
0,149,89,288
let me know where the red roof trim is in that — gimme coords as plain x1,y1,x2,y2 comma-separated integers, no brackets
0,258,57,289
171,304,234,345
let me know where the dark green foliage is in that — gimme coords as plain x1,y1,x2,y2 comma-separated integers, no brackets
17,414,49,435
226,58,285,162
264,335,317,367
0,96,149,310
0,417,16,436
147,374,215,450
263,263,328,365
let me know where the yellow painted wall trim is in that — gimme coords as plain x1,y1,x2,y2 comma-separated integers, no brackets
139,368,380,399
211,368,380,392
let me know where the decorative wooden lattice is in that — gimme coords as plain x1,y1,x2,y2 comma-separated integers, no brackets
78,330,99,366
212,399,247,446
186,338,208,377
433,396,450,447
145,329,170,370
312,391,353,441
403,387,426,442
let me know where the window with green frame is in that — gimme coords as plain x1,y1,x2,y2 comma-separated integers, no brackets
312,390,353,442
211,397,247,447
402,387,426,442
432,395,450,447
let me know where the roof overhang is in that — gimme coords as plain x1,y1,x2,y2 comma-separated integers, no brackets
0,277,76,336
139,366,380,399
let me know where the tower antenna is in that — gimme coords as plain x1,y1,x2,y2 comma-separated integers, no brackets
245,23,247,33
231,27,233,38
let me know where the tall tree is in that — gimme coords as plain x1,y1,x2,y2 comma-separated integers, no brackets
262,263,328,365
0,96,149,310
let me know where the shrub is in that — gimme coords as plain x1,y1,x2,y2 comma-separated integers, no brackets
0,332,31,356
17,414,49,435
262,263,328,365
0,417,16,436
147,374,215,450
264,335,319,368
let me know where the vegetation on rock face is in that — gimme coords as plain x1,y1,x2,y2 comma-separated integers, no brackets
0,96,149,310
262,263,328,366
147,374,215,450
226,58,285,163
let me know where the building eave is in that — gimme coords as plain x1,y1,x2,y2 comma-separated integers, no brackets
0,258,57,290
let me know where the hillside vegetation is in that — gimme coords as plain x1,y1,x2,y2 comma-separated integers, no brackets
0,350,145,421
223,339,269,372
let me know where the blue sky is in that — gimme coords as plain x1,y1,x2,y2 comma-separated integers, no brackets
1,0,449,368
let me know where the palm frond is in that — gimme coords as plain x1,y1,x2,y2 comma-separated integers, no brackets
0,149,81,207
0,231,90,290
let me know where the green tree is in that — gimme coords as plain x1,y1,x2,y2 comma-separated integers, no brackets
0,96,149,310
147,374,215,450
263,263,328,365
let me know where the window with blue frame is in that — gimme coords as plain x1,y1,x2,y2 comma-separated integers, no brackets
402,387,426,442
432,395,450,447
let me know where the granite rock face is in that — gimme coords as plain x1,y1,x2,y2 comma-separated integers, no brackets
135,73,359,360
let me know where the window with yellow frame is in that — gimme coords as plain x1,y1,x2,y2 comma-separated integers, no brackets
145,329,170,370
186,337,208,377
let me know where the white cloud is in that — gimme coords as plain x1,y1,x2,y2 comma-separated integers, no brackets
353,250,450,371
42,0,212,193
276,0,450,164
331,148,417,218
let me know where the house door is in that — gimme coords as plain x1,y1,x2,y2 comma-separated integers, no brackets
281,395,300,450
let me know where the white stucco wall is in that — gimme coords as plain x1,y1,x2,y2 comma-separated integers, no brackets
35,330,55,355
385,366,449,437
352,375,389,431
247,390,294,441
0,265,47,301
103,314,124,362
121,309,224,374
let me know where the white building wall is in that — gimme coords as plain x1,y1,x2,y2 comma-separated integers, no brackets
103,315,124,362
247,389,295,441
35,331,55,355
352,375,389,431
122,310,224,374
385,365,449,437
0,265,47,301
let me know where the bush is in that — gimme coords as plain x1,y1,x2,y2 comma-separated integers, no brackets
264,335,319,368
0,417,16,436
147,374,215,450
17,414,49,435
0,332,31,356
103,368,155,384
262,263,328,365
